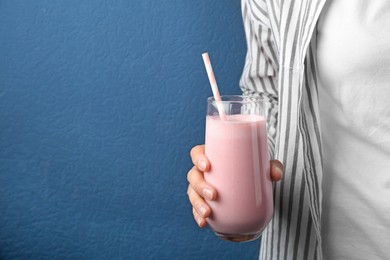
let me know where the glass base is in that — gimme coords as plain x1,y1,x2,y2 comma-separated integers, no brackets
214,231,261,243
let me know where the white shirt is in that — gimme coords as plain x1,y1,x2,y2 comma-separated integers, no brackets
317,0,390,259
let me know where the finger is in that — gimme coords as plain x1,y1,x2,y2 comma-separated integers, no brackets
193,207,207,228
270,160,283,182
190,145,210,172
187,166,217,201
187,185,211,219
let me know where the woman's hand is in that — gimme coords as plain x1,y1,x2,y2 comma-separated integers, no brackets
187,144,283,228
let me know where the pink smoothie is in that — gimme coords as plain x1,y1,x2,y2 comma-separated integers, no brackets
205,114,273,237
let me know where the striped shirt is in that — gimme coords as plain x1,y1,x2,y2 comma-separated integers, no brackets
239,0,326,259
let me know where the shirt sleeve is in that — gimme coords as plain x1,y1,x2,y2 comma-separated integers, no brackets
240,0,279,159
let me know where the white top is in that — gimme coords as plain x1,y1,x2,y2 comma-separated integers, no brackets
317,0,390,259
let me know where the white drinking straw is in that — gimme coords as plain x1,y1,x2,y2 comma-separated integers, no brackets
202,52,226,120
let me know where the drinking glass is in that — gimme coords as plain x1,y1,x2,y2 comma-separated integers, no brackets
204,95,273,242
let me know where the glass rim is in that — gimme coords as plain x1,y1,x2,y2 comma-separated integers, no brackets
207,95,263,103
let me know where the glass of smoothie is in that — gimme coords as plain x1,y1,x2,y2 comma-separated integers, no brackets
204,95,273,242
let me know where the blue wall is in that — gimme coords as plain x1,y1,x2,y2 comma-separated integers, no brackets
0,1,259,259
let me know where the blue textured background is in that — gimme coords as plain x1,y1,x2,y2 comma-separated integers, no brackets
0,1,259,259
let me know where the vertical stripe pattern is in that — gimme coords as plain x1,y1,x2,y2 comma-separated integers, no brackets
239,0,327,259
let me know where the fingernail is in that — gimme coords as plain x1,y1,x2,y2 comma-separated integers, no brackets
197,159,207,171
195,215,203,226
273,165,283,177
202,188,213,200
198,204,207,217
